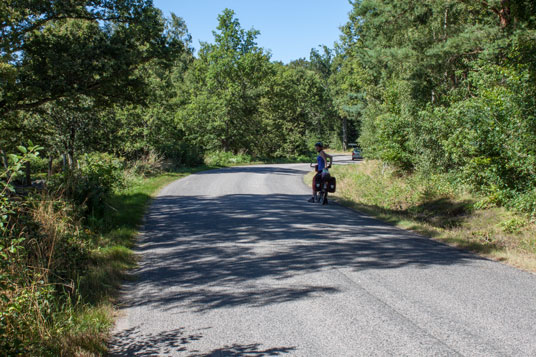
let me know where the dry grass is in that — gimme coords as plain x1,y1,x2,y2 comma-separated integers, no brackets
0,194,94,354
1,170,196,355
313,160,536,272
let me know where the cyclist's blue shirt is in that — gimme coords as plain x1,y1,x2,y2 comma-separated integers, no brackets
317,154,325,171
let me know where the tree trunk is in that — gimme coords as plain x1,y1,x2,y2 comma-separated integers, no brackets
48,156,53,177
68,125,76,170
342,117,348,151
67,153,74,170
0,149,7,169
499,0,511,28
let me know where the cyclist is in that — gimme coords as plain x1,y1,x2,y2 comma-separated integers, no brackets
308,142,333,202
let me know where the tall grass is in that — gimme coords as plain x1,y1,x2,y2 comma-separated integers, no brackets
1,194,94,355
1,161,195,355
329,160,536,272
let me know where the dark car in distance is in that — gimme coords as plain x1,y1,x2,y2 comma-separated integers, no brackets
351,148,362,160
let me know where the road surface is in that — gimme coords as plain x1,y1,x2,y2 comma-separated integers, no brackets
110,157,536,356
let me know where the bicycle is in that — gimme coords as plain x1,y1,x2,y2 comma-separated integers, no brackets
309,163,335,205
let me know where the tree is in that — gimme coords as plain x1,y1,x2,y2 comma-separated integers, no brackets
0,0,185,115
334,0,536,213
1,2,192,168
259,63,329,157
178,9,272,155
110,14,198,163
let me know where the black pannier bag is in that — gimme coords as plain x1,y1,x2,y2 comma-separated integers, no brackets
314,173,322,190
327,176,336,193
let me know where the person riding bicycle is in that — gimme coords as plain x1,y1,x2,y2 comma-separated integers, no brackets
308,142,333,202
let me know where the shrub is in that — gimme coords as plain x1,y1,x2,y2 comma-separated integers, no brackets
48,153,124,217
128,150,164,177
204,151,253,166
508,189,536,219
0,145,93,355
28,155,49,174
158,142,205,167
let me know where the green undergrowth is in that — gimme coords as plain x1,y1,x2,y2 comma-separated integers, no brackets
1,161,198,355
314,160,536,272
204,151,313,166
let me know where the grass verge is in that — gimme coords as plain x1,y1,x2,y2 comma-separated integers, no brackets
307,160,536,272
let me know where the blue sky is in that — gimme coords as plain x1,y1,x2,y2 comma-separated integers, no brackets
153,0,353,63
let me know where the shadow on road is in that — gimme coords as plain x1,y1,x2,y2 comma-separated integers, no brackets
109,326,202,356
118,193,481,314
109,191,484,355
191,343,297,356
110,323,295,357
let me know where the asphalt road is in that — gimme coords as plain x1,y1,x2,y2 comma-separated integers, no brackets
110,156,536,356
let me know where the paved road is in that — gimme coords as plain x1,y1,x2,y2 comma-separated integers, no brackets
110,157,536,356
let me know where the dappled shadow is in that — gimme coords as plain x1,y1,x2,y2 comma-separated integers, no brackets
109,326,202,356
336,197,502,254
191,343,296,356
117,192,481,313
127,284,339,313
109,325,296,356
408,198,474,229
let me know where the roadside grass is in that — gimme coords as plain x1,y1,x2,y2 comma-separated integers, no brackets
307,161,536,272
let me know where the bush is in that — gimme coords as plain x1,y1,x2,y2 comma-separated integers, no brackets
508,189,536,219
158,142,205,167
48,153,124,217
204,151,253,166
128,150,164,177
29,155,49,174
1,146,95,355
75,153,124,217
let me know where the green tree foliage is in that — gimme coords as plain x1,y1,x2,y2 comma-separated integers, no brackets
259,63,331,157
334,0,536,214
0,0,189,167
0,0,184,114
178,9,272,155
177,9,336,158
111,14,200,164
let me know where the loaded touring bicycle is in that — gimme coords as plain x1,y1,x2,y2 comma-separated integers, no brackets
310,162,336,205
